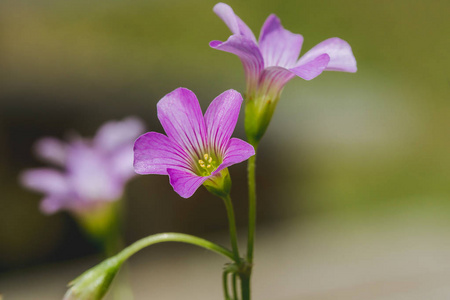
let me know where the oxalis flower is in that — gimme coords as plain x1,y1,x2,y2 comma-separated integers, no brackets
20,117,144,214
210,2,357,143
134,88,255,198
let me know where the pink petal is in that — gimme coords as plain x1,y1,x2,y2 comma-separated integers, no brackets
258,14,303,69
20,168,69,195
210,35,264,90
40,195,66,214
298,37,357,73
134,132,192,175
34,137,67,166
94,117,145,153
289,53,331,80
204,90,243,154
257,66,296,97
213,3,256,43
66,143,121,201
109,144,136,181
213,138,255,175
157,88,207,157
167,168,208,198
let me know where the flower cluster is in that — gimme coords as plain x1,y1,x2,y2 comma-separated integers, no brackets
30,3,357,299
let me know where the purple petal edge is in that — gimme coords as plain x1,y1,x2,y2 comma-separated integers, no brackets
94,117,145,153
20,168,69,195
34,137,67,166
213,138,255,175
204,89,243,154
213,3,257,42
210,35,264,89
298,37,357,73
167,168,208,198
134,132,192,175
157,88,207,157
290,53,331,81
258,14,303,69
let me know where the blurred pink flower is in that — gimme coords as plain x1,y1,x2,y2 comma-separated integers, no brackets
20,117,145,214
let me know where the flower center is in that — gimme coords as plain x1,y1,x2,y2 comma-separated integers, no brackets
197,153,219,176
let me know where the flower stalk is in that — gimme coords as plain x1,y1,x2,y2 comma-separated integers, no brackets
116,232,235,263
243,147,258,300
246,146,258,266
64,233,236,300
220,193,241,263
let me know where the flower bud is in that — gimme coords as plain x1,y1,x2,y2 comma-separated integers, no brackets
63,257,122,300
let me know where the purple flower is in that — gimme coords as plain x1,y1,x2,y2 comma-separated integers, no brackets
210,2,357,98
210,3,357,143
133,88,255,198
20,117,145,214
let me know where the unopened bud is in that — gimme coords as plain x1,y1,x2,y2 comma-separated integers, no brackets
63,256,122,300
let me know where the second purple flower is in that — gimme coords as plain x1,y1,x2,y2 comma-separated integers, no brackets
210,3,357,144
134,88,255,198
211,2,357,97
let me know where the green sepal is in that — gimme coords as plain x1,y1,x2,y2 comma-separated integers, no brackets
203,168,232,198
244,95,278,146
64,256,122,300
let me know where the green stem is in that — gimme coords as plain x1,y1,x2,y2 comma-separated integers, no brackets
245,143,258,300
116,233,235,264
240,274,250,300
221,194,241,262
247,145,258,264
223,270,231,300
232,273,239,300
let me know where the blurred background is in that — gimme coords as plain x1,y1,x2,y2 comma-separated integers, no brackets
1,0,449,299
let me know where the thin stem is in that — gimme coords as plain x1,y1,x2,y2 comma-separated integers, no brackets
221,194,241,262
244,143,258,300
232,273,239,300
247,146,258,264
116,233,235,264
240,274,250,300
223,270,231,300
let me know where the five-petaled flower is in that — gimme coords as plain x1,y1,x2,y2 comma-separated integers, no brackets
210,2,357,143
133,88,255,198
20,117,145,214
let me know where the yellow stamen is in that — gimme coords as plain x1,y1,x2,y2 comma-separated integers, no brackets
198,159,206,168
197,153,220,176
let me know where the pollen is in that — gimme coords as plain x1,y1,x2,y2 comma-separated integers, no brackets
198,159,206,168
196,153,220,176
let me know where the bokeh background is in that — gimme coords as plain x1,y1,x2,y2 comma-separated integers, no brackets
1,0,449,299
